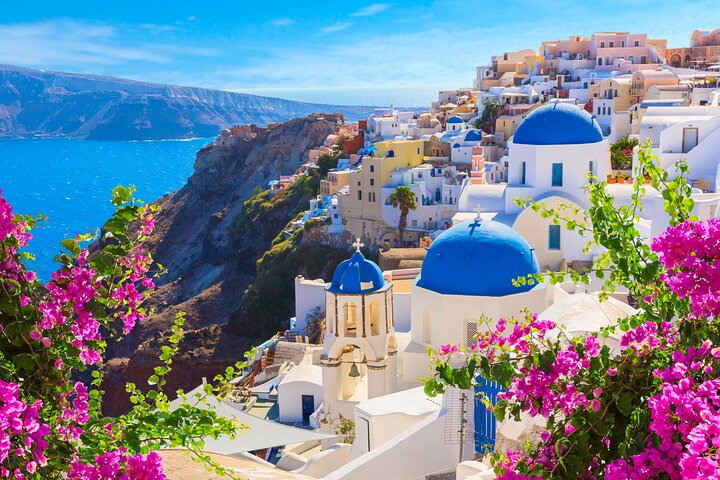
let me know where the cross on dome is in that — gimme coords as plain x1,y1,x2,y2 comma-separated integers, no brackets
474,205,485,221
352,238,364,252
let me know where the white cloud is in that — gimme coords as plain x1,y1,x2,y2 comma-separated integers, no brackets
351,3,393,16
0,19,220,69
322,22,353,33
186,16,197,22
270,18,295,27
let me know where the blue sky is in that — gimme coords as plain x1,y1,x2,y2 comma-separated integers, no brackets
1,0,719,105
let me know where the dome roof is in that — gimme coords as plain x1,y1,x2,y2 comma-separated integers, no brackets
416,220,539,297
447,115,465,124
513,102,603,146
464,130,483,142
330,251,386,294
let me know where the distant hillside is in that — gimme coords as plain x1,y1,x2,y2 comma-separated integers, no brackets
0,64,375,141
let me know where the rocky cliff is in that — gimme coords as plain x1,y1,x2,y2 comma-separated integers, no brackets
0,64,374,140
103,114,350,414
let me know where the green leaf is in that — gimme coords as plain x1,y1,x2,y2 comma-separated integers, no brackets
13,353,35,371
111,185,131,206
61,238,80,256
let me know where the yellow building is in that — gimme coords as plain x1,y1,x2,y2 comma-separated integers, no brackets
339,140,425,224
320,169,352,196
597,77,633,113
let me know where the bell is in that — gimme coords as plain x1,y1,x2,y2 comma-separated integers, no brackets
348,362,360,378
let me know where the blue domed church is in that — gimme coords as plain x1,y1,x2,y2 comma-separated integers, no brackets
457,100,610,272
401,217,547,382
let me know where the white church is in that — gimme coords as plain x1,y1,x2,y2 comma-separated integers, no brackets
173,100,720,480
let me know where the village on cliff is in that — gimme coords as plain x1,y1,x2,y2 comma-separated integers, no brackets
176,30,720,479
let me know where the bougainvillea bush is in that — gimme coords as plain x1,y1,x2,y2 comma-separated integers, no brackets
0,186,244,479
424,143,720,479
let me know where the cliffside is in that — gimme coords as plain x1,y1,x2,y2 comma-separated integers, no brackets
0,64,374,140
103,114,351,414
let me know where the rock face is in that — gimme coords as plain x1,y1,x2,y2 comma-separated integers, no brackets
102,114,343,415
0,64,373,140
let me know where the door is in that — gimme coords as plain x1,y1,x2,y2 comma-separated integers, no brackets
682,127,699,153
301,395,315,424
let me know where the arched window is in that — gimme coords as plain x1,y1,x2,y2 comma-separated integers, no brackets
370,301,381,336
344,302,357,335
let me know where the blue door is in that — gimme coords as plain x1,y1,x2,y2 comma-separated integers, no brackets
301,395,315,424
474,377,503,454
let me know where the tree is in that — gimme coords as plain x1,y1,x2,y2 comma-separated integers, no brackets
388,186,417,247
424,143,720,479
0,186,247,479
610,136,638,171
317,152,340,178
475,102,502,132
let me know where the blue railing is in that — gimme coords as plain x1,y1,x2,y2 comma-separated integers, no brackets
474,377,503,454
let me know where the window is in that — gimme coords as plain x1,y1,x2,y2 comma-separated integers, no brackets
370,165,374,172
609,41,614,48
621,41,625,47
334,214,338,219
370,178,374,186
634,40,639,47
521,161,527,185
549,225,561,250
465,320,479,348
552,163,563,187
412,219,417,227
358,190,362,200
600,41,605,48
417,148,421,155
614,89,618,97
588,160,594,178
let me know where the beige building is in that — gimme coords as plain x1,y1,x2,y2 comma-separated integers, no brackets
321,169,352,196
630,70,679,103
338,140,426,243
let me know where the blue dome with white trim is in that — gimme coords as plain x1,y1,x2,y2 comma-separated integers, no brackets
513,102,602,146
447,115,464,124
416,220,539,297
330,251,386,294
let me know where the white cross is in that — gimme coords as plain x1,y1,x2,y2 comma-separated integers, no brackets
474,205,485,221
352,238,364,252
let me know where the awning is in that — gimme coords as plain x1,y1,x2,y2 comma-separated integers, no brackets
169,385,340,454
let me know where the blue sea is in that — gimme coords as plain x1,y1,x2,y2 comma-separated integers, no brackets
0,138,212,279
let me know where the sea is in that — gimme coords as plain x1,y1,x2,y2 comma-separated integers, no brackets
0,137,212,280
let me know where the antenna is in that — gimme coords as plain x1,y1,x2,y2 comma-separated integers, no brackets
443,386,475,463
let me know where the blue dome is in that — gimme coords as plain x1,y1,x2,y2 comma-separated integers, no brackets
416,220,539,297
447,115,464,124
330,251,386,294
464,130,483,142
513,102,602,146
452,143,461,148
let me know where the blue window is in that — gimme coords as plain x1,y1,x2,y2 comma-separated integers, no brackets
552,163,563,187
370,178,374,186
521,161,526,185
549,225,561,250
370,165,375,172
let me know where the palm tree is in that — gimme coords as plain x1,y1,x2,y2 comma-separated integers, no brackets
388,186,417,247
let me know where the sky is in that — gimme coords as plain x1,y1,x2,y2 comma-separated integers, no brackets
1,0,719,105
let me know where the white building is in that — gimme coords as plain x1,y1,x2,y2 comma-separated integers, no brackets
381,164,462,233
634,93,720,190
